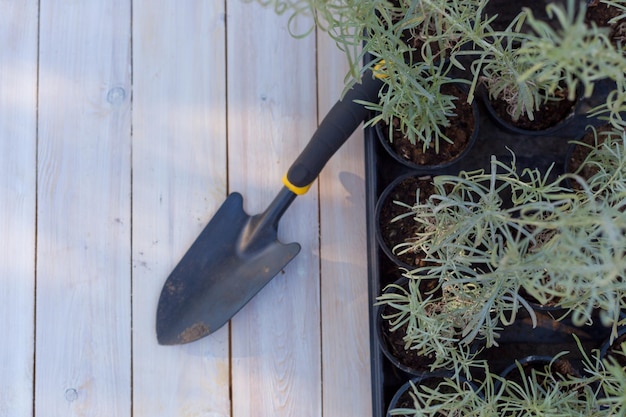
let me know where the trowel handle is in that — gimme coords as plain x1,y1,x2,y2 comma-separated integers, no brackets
282,70,383,194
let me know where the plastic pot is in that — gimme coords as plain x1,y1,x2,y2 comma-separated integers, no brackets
376,276,440,377
479,85,582,136
386,372,480,417
599,319,626,365
374,173,438,271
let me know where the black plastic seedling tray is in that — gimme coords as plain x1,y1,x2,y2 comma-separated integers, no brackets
364,78,619,416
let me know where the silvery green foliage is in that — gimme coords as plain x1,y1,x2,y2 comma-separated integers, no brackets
388,375,491,416
380,131,626,365
392,341,625,416
248,0,626,146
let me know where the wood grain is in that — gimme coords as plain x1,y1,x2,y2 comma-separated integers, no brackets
131,2,230,416
227,1,322,416
0,2,38,416
317,32,373,417
3,1,376,415
35,1,132,415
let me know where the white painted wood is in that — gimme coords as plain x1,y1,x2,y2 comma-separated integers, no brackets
131,2,231,416
317,33,373,417
35,1,132,416
2,2,376,416
0,2,38,416
227,1,322,416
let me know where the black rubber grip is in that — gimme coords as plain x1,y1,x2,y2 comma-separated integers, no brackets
286,70,383,188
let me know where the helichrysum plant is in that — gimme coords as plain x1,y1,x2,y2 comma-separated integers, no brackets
376,277,483,378
243,0,492,151
595,343,626,415
386,155,575,347
531,189,626,336
250,0,626,135
362,60,469,152
388,373,492,416
472,0,626,124
561,336,626,416
391,340,626,416
470,11,555,123
493,351,611,416
355,0,492,150
568,125,626,199
377,156,571,380
379,129,626,361
535,128,626,335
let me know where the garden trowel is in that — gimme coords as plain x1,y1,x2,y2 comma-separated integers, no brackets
156,70,383,345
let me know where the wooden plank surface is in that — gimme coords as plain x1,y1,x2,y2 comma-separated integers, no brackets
1,1,374,415
0,2,38,416
131,2,230,416
317,33,373,417
227,1,322,416
35,1,132,415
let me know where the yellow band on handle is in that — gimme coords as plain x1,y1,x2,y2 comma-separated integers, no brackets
282,174,312,195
